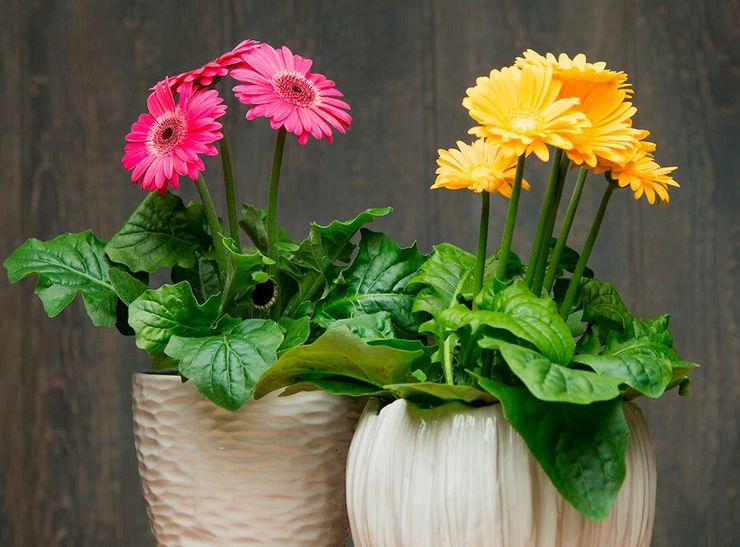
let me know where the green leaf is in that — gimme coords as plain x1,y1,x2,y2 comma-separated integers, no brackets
477,381,629,520
4,231,118,326
239,203,293,254
166,319,284,411
578,278,630,328
572,314,682,398
552,240,594,278
326,311,396,339
442,281,575,364
171,254,220,303
222,237,274,296
411,243,475,337
254,327,423,398
292,207,392,270
277,316,311,354
108,267,149,305
498,343,621,404
315,230,426,338
128,281,224,354
383,382,496,408
151,352,179,371
105,192,209,273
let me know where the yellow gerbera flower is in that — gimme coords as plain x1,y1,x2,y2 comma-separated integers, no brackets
515,49,629,90
432,139,531,195
463,65,590,162
564,82,645,168
609,148,679,204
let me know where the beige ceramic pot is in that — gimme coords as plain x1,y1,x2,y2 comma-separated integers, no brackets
348,399,656,547
132,373,362,547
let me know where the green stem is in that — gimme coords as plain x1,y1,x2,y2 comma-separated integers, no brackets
495,154,526,280
219,136,240,243
559,178,617,319
194,174,228,286
531,156,569,295
543,167,589,294
266,128,287,321
443,333,458,385
525,148,563,287
472,191,490,307
266,128,287,264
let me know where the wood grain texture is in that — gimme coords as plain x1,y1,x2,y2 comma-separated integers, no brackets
0,0,737,545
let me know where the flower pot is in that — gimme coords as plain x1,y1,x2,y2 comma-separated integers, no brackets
347,399,656,547
132,373,362,546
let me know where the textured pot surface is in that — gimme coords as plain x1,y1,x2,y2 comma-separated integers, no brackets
132,373,362,547
348,399,656,547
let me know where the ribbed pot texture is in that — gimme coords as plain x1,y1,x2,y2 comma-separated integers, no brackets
132,373,363,547
348,399,656,547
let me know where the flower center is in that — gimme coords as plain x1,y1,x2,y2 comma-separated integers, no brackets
509,110,541,134
272,71,318,108
147,111,188,156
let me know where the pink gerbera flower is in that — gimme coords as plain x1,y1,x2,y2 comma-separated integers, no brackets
161,39,261,93
231,44,352,145
122,80,227,193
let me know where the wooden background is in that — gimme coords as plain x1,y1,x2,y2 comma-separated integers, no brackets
1,1,737,545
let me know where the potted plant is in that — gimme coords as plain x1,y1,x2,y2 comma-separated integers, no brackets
257,50,696,547
3,39,421,546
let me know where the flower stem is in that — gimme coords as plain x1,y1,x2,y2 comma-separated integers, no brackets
495,154,526,280
266,128,287,321
543,167,589,294
266,128,287,264
559,177,617,319
531,155,569,295
195,174,228,286
472,191,490,307
219,136,240,244
443,333,458,385
525,148,563,288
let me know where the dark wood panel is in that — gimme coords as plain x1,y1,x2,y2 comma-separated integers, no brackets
0,0,737,545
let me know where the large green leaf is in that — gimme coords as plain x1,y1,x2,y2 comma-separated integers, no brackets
441,281,575,364
171,253,220,303
578,278,630,328
105,192,209,273
166,319,284,411
572,314,682,398
4,231,118,326
383,382,496,408
477,381,629,520
411,243,475,337
254,327,423,398
314,230,426,338
497,343,621,404
222,237,274,297
128,281,225,354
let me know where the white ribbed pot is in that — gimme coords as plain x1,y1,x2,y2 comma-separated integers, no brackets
132,373,363,547
348,399,656,547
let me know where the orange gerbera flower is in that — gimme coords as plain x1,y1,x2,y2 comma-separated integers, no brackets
432,139,530,195
608,147,679,204
563,82,645,168
463,65,590,162
515,49,629,90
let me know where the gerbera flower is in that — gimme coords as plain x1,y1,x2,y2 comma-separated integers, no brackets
231,44,352,145
563,82,645,168
122,80,226,193
515,49,629,90
608,147,679,204
432,139,531,195
463,65,590,162
161,39,261,93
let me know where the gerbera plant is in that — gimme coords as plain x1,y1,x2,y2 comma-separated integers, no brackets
256,51,696,520
4,39,426,412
